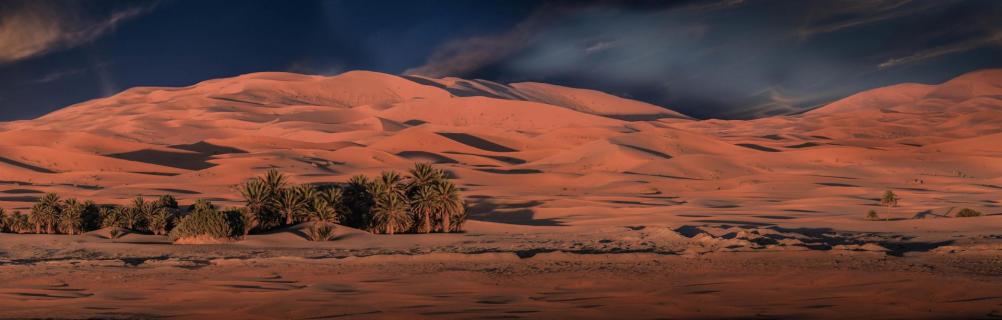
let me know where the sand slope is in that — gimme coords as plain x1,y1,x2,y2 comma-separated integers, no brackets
0,68,1000,233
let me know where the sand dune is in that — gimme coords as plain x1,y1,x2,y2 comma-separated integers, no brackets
0,69,1001,318
0,69,998,213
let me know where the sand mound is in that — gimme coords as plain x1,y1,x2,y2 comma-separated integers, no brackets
0,69,999,241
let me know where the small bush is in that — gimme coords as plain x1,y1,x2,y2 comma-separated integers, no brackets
880,190,899,207
306,222,336,241
866,210,880,220
222,208,248,238
955,208,983,218
108,228,127,239
169,200,233,242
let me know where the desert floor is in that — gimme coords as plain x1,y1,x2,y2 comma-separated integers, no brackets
1,219,1001,319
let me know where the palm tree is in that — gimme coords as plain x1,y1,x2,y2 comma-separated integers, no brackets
30,193,62,234
309,197,339,223
273,187,307,225
147,208,173,235
7,210,30,234
409,185,439,233
156,195,179,210
81,200,101,231
343,175,372,228
298,184,318,205
100,206,123,228
59,198,85,235
433,181,465,233
407,163,443,190
125,196,152,231
370,191,412,235
318,188,346,222
377,171,406,199
239,178,270,232
263,169,289,194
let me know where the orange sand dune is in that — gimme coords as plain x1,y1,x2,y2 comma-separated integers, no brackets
0,69,1001,318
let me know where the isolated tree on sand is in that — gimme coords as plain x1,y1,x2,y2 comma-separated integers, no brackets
866,210,880,221
880,190,899,207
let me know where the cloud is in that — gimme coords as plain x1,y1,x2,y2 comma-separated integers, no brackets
28,61,112,84
879,31,1002,69
403,10,546,77
404,1,747,78
0,1,154,64
796,0,946,39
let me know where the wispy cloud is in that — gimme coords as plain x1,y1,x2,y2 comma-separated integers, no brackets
879,31,1002,69
28,61,112,84
403,10,545,78
404,1,746,78
796,0,946,39
0,2,155,64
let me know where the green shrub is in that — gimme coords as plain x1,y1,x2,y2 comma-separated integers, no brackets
955,208,983,218
880,190,899,207
222,208,248,238
305,222,336,241
169,200,233,242
866,210,880,221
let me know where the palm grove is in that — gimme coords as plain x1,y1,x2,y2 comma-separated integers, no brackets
0,163,467,242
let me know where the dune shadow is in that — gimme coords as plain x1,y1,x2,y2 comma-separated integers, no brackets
0,156,57,173
105,149,216,170
760,134,785,141
467,198,563,226
436,132,517,152
168,141,247,155
0,196,41,202
443,151,526,164
619,144,672,159
1,189,43,194
816,182,860,187
735,143,781,152
475,168,542,175
396,151,459,164
786,142,821,148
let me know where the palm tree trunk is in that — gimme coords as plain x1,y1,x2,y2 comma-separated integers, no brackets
441,212,451,233
285,212,294,225
421,210,431,233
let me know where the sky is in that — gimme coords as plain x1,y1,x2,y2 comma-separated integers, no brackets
0,0,1000,120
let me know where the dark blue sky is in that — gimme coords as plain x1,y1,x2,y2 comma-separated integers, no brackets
1,0,1000,120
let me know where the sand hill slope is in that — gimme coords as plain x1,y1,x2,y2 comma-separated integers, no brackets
0,69,1000,233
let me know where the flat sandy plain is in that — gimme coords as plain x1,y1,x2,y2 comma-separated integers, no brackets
0,69,1000,319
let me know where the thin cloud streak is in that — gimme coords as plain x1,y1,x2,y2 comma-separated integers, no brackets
879,32,1002,69
0,2,154,64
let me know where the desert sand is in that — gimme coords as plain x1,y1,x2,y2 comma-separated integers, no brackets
0,69,1001,319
